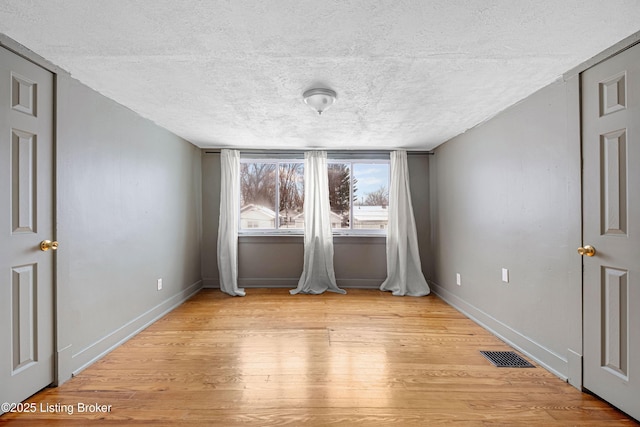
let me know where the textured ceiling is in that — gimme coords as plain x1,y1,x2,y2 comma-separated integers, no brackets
1,1,640,150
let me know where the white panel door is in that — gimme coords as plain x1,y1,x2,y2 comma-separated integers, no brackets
582,42,640,421
0,46,55,410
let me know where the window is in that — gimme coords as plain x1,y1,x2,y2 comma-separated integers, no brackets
240,160,304,231
329,161,389,232
239,155,389,234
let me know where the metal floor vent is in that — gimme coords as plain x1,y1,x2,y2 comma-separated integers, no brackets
480,351,535,368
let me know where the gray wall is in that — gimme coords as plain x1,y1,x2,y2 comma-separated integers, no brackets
429,77,582,384
55,75,203,382
201,152,431,289
201,153,221,284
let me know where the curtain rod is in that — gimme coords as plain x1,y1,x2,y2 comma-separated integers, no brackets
203,149,434,155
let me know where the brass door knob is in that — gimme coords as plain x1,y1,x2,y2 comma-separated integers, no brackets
577,245,596,257
40,240,59,251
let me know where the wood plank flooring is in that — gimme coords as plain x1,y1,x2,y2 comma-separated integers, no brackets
1,288,637,426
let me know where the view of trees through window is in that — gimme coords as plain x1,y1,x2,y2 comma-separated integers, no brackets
278,163,304,228
329,162,390,230
328,164,352,228
240,159,389,232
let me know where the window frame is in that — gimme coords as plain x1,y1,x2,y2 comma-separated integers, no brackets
238,153,390,236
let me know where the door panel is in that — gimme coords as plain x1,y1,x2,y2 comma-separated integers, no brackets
582,42,640,421
12,129,38,233
0,47,54,410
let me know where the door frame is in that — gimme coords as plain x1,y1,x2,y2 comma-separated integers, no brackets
556,31,640,393
577,38,640,421
0,35,66,387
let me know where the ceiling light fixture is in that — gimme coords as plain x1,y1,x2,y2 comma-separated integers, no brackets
303,88,337,115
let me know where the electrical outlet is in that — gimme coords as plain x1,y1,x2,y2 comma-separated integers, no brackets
456,273,461,286
502,268,509,283
157,278,163,291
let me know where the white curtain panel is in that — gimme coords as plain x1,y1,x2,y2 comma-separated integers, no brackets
217,149,245,296
380,150,430,296
291,151,346,295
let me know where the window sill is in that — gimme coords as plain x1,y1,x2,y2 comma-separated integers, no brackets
238,232,386,240
238,231,386,237
238,230,303,238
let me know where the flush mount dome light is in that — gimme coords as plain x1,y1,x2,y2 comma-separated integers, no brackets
303,88,337,115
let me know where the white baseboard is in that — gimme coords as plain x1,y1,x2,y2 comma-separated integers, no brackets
429,280,569,381
70,280,202,378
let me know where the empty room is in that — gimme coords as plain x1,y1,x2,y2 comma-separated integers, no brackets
1,1,639,425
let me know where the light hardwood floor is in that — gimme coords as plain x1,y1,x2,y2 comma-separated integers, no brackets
1,288,637,426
